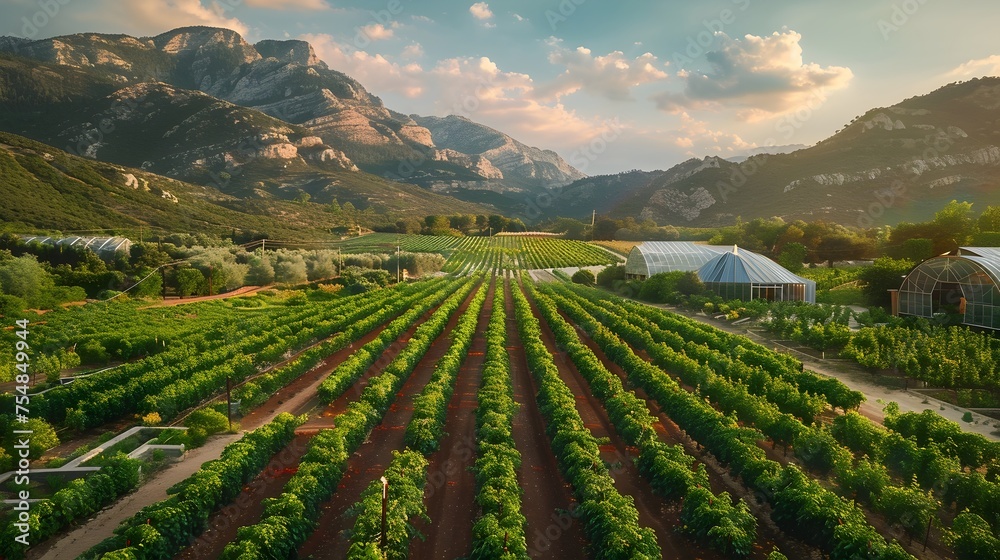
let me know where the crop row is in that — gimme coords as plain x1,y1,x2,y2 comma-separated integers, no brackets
404,278,489,453
570,285,864,412
511,281,661,559
528,283,758,557
33,286,396,428
80,412,305,559
346,281,490,557
555,285,978,554
470,283,528,559
218,277,477,558
234,278,448,413
553,284,829,425
544,283,913,559
315,277,463,403
843,324,1000,391
0,455,141,560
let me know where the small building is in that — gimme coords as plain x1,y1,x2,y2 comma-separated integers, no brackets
896,247,1000,329
20,235,132,261
625,241,816,303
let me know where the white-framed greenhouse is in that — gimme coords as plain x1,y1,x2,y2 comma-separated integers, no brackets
624,242,816,303
19,235,132,260
896,247,1000,329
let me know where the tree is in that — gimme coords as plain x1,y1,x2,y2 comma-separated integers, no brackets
778,242,807,273
246,255,274,285
571,269,596,286
978,205,1000,232
898,238,934,262
676,270,705,296
859,257,913,308
597,265,626,289
592,218,620,241
174,268,205,297
933,200,975,249
0,254,51,305
638,271,686,303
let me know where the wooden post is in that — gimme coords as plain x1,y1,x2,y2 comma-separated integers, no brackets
380,476,389,550
226,376,232,431
923,516,932,551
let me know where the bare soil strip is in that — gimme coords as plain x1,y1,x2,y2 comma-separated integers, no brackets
504,278,587,558
408,278,496,559
297,283,483,559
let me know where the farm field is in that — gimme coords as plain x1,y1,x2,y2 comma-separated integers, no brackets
325,233,622,272
5,241,998,560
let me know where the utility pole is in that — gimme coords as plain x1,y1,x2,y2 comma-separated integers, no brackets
396,245,400,283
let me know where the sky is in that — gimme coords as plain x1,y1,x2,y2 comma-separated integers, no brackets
4,0,1000,175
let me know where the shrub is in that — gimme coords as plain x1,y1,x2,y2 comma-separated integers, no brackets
571,269,596,286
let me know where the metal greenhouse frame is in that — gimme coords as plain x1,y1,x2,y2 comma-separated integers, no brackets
897,248,1000,329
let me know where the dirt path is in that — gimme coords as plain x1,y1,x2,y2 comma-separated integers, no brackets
31,432,239,560
505,278,587,558
525,288,724,559
408,278,495,559
143,285,266,308
297,282,483,559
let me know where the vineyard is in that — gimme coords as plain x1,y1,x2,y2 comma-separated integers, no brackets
4,240,1000,560
324,233,621,273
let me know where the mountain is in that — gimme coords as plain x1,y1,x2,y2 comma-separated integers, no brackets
0,26,583,218
724,144,810,163
524,170,667,222
0,131,349,238
613,77,1000,226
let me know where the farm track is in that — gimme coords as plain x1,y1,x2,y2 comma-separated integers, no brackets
523,283,724,559
408,278,495,559
557,308,822,560
297,280,484,559
503,277,587,558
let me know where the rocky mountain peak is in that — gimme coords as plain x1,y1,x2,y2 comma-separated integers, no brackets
254,39,327,69
152,26,259,63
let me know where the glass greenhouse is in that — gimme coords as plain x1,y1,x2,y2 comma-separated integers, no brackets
897,247,1000,329
625,242,816,303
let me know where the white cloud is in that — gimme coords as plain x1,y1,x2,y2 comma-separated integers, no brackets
513,13,527,22
424,56,612,147
534,43,668,101
303,33,425,98
469,2,493,21
243,0,328,9
946,55,1000,79
654,29,853,121
670,112,754,155
360,22,397,41
401,43,424,59
74,0,249,38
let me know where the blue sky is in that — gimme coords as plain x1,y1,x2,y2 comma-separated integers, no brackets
5,0,1000,175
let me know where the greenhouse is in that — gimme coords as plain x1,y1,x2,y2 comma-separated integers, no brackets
625,242,816,303
896,247,1000,329
20,235,132,260
624,242,730,278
